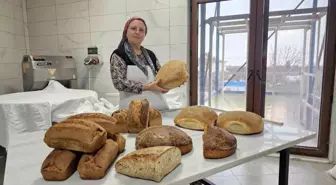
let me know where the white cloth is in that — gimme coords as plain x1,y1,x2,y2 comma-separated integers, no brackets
0,80,118,149
327,165,336,180
119,66,170,110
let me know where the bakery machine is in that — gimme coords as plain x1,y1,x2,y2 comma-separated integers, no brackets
22,55,78,91
84,46,104,90
84,46,104,66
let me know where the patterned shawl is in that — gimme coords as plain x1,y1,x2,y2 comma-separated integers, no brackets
124,41,156,77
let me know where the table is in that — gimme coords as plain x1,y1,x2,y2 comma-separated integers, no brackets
4,108,316,185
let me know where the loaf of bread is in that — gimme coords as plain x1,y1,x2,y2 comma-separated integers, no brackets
136,125,192,155
127,99,150,133
68,113,121,136
108,133,126,153
203,124,237,159
44,119,107,153
111,109,128,133
115,146,181,182
41,149,81,181
174,106,218,131
149,108,162,127
216,111,264,134
155,60,189,89
77,139,119,179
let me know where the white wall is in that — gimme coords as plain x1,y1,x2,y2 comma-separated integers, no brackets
0,0,29,94
25,0,189,106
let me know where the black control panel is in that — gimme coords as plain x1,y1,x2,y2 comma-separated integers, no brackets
88,47,98,55
36,62,52,66
32,56,46,61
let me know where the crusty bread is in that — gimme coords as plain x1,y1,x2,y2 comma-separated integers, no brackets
108,133,126,153
216,111,264,135
111,109,128,133
68,113,121,136
174,106,218,131
115,146,181,182
68,112,115,122
77,139,119,179
203,124,237,159
44,119,107,153
155,60,188,89
41,149,81,181
136,125,193,155
149,108,162,127
127,99,150,133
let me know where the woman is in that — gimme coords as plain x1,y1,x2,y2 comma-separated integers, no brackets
110,17,170,110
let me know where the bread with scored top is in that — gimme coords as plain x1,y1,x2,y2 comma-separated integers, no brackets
68,113,120,136
127,99,150,133
136,125,192,155
43,119,107,153
203,124,237,159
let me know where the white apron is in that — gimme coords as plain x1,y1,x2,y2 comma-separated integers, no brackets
119,66,170,110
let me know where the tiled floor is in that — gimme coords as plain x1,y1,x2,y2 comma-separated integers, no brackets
207,157,336,185
0,155,335,185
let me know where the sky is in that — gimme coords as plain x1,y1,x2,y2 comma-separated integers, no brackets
198,0,329,66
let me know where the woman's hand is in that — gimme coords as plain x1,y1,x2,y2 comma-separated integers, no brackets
143,79,169,94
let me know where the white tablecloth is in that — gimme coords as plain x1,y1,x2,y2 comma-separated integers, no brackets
4,109,316,185
0,80,117,149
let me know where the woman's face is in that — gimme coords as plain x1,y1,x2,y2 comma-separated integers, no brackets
126,20,146,45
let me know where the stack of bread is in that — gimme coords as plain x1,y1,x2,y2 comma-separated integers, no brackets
41,113,126,181
40,98,265,183
115,125,192,182
111,99,163,133
113,99,193,182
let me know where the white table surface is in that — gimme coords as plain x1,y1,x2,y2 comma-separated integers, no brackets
4,109,316,185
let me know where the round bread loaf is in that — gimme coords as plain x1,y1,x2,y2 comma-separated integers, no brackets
174,106,218,131
135,125,193,155
216,111,264,135
155,60,188,89
44,119,107,153
203,124,237,159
